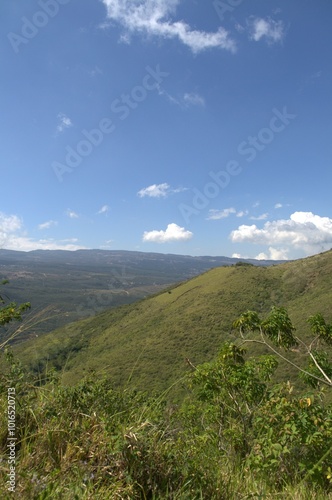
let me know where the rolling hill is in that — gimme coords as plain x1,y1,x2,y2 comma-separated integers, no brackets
0,249,277,341
12,250,332,396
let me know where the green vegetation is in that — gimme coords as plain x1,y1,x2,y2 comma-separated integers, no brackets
1,249,263,340
0,280,30,349
13,249,332,395
234,306,332,388
1,311,332,498
234,260,254,267
1,250,332,497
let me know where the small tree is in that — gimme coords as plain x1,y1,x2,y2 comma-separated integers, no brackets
185,310,332,488
233,306,332,388
189,342,278,461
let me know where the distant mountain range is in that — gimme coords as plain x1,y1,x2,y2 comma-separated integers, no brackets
0,249,281,340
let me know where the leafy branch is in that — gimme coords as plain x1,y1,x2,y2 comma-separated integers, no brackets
233,306,332,388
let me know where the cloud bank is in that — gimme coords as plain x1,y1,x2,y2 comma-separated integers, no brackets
230,212,332,258
0,212,83,251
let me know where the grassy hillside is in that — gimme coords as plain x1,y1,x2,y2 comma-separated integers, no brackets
0,249,278,341
1,251,332,498
13,250,332,395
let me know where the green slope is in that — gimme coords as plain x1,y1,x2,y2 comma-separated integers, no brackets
14,250,332,394
0,248,277,341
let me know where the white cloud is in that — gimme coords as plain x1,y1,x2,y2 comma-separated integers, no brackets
143,223,193,243
38,220,58,230
0,212,84,251
0,213,21,236
66,210,79,219
232,252,249,259
138,183,170,198
56,112,73,133
207,208,236,220
255,247,289,261
275,203,283,209
6,238,84,252
207,207,248,220
172,187,188,194
232,253,241,259
101,0,236,53
230,211,332,257
0,213,22,248
183,92,205,107
236,210,248,218
98,205,110,214
248,17,285,44
138,183,187,198
250,213,269,221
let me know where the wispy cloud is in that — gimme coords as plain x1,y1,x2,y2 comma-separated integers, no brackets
157,88,206,109
138,183,170,198
56,112,73,133
207,208,236,220
143,223,193,243
250,213,269,221
236,210,248,218
172,187,188,194
97,205,110,214
101,0,236,54
155,85,181,106
138,183,188,199
66,210,79,219
183,92,205,107
248,17,285,44
207,207,248,220
38,220,58,230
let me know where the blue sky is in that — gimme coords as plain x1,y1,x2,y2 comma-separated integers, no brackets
1,0,331,260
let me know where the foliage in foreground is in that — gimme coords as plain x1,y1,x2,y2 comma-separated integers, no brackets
1,294,332,498
0,280,30,349
0,343,331,498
